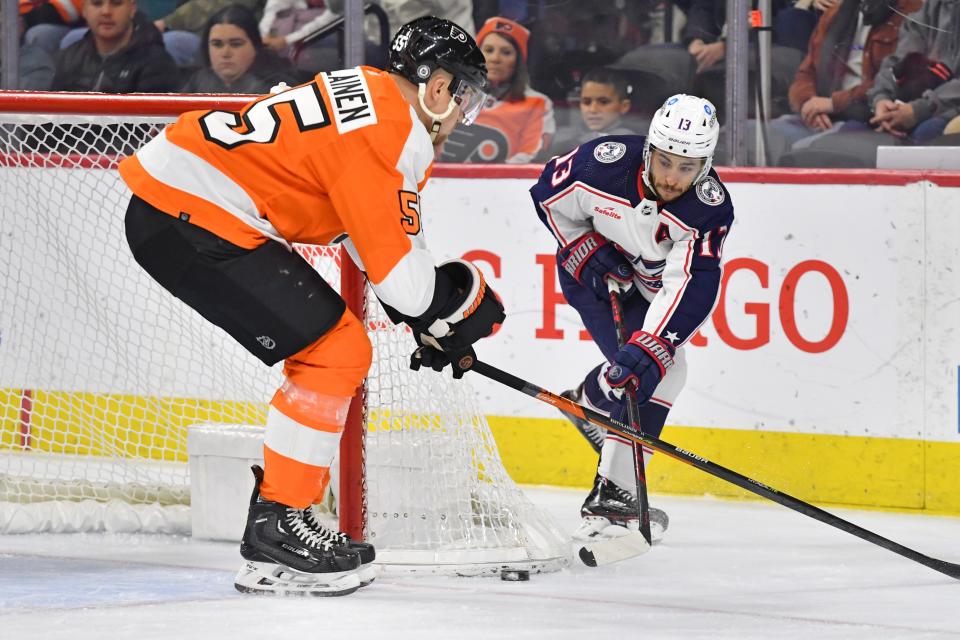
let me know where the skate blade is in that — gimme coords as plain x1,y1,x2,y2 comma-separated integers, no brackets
357,563,379,587
578,531,651,567
234,561,362,597
571,516,635,542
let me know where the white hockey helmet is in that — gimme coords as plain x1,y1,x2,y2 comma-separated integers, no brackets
643,94,720,188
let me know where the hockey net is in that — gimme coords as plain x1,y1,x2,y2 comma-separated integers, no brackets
0,92,567,575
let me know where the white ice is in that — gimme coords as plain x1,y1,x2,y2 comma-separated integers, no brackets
1,488,958,640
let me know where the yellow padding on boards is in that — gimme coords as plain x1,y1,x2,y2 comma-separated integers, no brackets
487,416,960,515
0,389,265,460
4,389,958,514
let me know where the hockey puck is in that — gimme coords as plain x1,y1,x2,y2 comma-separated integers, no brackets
500,569,530,582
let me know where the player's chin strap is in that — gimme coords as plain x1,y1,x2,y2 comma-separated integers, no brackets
418,83,458,143
640,173,661,201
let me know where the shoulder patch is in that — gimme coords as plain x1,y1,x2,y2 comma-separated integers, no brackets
696,177,725,206
593,141,626,163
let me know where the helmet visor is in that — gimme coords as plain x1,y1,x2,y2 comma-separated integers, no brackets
451,79,489,126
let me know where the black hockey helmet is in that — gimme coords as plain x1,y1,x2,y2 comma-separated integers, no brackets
389,16,490,125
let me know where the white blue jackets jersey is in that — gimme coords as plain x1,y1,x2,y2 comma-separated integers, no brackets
530,135,734,348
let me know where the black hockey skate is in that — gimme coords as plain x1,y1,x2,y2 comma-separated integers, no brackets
303,506,378,586
577,474,669,545
560,383,605,454
235,465,363,597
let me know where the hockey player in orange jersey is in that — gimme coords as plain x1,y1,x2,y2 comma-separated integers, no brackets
120,16,504,596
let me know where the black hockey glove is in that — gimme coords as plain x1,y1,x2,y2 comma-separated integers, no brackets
410,344,477,379
604,330,675,405
558,232,636,302
405,259,505,379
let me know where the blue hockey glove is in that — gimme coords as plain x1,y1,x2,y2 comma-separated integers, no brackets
604,331,676,405
558,232,635,302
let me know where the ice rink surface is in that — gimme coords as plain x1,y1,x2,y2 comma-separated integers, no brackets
2,487,959,640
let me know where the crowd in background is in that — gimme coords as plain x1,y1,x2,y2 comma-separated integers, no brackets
5,0,960,167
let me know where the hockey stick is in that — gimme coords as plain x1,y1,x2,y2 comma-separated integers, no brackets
606,282,652,547
465,359,960,581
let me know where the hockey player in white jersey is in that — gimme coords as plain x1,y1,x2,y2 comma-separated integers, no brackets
530,94,734,553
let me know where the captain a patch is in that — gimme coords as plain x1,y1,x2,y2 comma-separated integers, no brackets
696,176,725,206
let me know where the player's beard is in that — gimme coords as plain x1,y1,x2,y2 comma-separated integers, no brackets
654,180,684,202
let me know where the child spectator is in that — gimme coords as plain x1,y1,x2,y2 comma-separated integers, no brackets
546,67,637,157
182,4,304,93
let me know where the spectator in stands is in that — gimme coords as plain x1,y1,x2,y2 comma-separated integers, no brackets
259,0,336,56
52,0,180,92
773,0,830,54
471,16,555,163
867,1,960,144
305,0,471,71
614,0,803,120
256,0,404,73
153,0,263,67
766,0,920,165
19,0,83,54
525,1,655,105
546,67,637,158
362,0,475,36
12,12,56,89
182,4,304,93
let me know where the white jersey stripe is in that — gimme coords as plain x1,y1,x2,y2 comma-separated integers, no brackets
343,236,436,318
339,105,436,318
651,209,697,337
542,181,630,245
136,129,287,245
264,406,343,468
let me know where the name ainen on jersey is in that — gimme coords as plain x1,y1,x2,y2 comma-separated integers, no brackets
322,68,378,133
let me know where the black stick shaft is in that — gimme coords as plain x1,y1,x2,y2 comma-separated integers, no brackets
608,286,652,546
468,359,960,581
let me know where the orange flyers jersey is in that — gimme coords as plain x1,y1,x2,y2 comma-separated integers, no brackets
473,88,555,163
119,66,439,318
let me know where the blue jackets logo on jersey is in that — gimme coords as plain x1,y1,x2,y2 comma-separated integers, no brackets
593,141,626,163
696,177,725,206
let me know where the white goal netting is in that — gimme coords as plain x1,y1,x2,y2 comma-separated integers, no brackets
0,94,568,575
